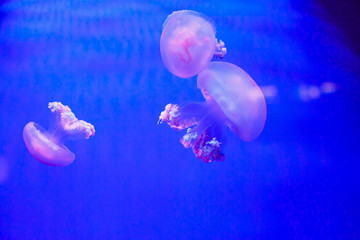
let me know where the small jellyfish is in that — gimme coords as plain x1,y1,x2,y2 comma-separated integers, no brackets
23,102,95,166
160,10,226,79
159,62,267,163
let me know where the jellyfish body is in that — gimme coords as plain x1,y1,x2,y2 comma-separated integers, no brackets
23,102,95,166
198,61,267,141
159,62,266,162
160,10,217,78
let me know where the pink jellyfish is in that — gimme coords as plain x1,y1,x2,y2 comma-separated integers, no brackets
23,102,95,166
159,62,267,163
160,10,227,79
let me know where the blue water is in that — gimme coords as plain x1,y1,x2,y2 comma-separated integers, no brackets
0,0,359,239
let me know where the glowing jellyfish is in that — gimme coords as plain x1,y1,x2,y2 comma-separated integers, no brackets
159,62,267,163
160,10,227,78
23,102,95,166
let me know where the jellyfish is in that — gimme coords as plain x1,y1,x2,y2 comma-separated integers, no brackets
159,61,267,163
160,10,227,79
23,102,95,166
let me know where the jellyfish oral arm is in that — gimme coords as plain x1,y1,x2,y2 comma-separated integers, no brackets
214,39,227,59
180,128,224,163
158,103,198,130
159,102,226,163
48,102,95,141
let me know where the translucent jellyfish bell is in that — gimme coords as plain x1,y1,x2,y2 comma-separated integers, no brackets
160,10,226,78
23,102,95,166
159,62,266,163
198,62,267,141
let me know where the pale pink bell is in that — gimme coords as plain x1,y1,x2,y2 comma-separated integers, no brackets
160,10,217,78
23,102,95,166
198,61,267,142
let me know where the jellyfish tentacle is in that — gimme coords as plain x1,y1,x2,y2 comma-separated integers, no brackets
48,102,95,140
180,111,226,163
214,38,227,59
158,103,206,130
159,101,226,163
174,102,210,121
180,128,225,163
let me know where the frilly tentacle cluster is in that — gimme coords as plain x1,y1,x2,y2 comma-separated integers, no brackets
214,39,227,59
181,128,224,163
48,102,95,139
159,103,225,163
158,104,197,130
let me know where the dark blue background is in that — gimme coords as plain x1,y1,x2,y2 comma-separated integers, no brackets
0,0,359,239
